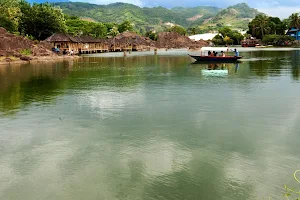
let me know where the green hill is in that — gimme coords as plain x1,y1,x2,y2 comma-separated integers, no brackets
55,2,262,32
200,3,262,31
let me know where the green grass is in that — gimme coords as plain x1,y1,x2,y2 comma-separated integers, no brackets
19,49,32,55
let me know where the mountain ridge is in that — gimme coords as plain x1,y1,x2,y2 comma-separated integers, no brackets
29,1,263,32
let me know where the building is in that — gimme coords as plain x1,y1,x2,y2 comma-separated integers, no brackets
286,28,300,40
45,32,152,54
189,33,218,41
45,33,109,54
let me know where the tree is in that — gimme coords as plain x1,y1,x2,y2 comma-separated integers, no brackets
262,34,295,46
212,34,225,45
65,15,108,38
145,30,157,41
216,27,243,44
0,0,20,32
254,15,270,38
288,13,300,28
267,17,286,35
108,26,119,37
168,25,187,35
223,36,233,45
19,1,66,40
90,23,107,38
187,27,197,35
248,14,270,39
118,20,134,33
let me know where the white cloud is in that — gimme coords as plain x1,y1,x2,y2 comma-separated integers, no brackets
258,6,300,18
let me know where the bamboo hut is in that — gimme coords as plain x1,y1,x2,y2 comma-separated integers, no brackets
77,36,109,54
45,33,81,54
111,31,153,52
46,33,110,54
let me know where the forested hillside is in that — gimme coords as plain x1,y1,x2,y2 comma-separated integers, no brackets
55,2,261,32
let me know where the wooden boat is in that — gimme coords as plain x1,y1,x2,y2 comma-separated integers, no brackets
189,47,242,62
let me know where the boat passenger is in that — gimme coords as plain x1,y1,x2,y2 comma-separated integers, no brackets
221,51,225,57
213,51,218,56
208,51,212,56
234,49,239,57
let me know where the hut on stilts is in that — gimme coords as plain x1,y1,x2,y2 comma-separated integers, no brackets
45,31,154,54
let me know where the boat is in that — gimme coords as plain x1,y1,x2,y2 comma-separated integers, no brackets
189,47,242,62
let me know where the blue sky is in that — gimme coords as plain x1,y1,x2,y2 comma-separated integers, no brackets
71,0,300,18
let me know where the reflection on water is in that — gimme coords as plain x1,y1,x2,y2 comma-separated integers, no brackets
0,61,72,115
0,50,300,200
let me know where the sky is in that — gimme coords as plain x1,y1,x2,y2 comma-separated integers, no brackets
72,0,300,18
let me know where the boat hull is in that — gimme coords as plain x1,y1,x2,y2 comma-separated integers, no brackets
189,55,242,62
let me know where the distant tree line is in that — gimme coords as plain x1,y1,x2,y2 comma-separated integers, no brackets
212,13,300,46
1,0,299,44
247,13,299,45
0,0,191,41
0,0,136,40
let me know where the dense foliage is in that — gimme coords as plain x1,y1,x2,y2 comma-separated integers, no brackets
262,34,295,46
0,0,20,32
167,25,187,35
19,1,66,40
1,0,299,45
65,15,108,38
248,14,287,39
55,2,260,32
247,13,300,46
288,13,300,29
212,27,244,45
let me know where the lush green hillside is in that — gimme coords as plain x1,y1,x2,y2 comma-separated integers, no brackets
200,3,262,31
55,2,262,33
171,6,221,27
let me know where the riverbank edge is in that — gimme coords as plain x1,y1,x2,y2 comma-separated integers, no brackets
0,55,80,65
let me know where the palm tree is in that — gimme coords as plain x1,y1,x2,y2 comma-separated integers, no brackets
254,14,270,39
289,13,300,28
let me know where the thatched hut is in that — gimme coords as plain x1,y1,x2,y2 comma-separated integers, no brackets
111,31,153,52
45,33,110,54
77,35,109,54
156,32,208,49
45,33,81,53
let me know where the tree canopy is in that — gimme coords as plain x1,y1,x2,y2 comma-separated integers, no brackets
167,25,187,35
19,1,66,40
212,27,243,45
288,13,300,28
0,0,20,32
248,14,287,39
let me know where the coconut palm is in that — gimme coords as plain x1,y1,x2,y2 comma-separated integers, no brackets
289,13,300,28
254,14,270,38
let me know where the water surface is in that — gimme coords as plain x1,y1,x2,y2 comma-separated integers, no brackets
0,49,300,200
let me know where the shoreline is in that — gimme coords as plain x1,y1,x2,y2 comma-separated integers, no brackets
0,55,80,65
1,46,300,65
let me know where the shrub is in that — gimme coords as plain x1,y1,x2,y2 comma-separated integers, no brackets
262,34,295,46
19,49,32,55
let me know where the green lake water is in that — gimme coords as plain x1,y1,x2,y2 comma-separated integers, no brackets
0,49,300,199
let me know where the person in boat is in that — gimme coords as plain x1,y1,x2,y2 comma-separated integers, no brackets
221,51,225,57
213,51,218,56
208,51,212,56
234,48,239,57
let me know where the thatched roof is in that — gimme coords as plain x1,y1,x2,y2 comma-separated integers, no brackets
114,31,140,40
111,31,154,46
45,33,79,42
45,33,108,43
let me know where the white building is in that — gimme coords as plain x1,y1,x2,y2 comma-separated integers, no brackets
189,33,218,41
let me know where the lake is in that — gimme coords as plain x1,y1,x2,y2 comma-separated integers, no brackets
0,48,300,200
